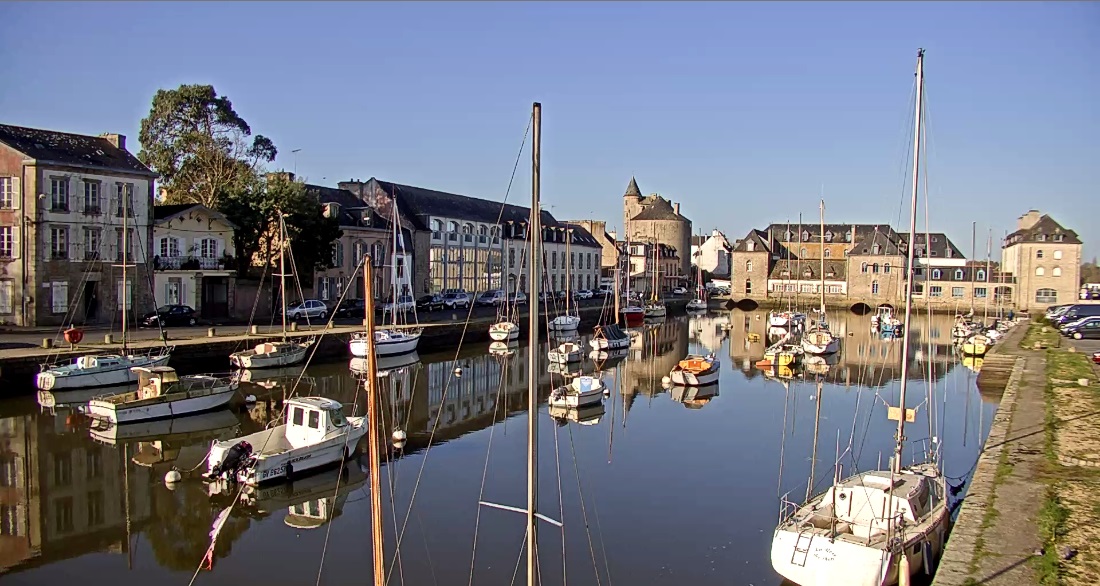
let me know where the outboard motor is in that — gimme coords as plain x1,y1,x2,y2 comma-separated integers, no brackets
210,441,253,479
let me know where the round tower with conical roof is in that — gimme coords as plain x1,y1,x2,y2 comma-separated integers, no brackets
622,176,643,232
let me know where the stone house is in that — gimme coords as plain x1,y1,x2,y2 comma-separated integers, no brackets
622,177,692,282
152,203,237,319
563,218,621,280
338,178,602,296
306,183,412,304
691,229,733,278
0,124,158,327
1001,210,1082,311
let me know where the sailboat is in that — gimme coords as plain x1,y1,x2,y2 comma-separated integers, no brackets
801,200,840,355
351,200,422,357
36,192,172,391
591,267,632,351
644,230,667,318
548,226,581,332
230,213,315,369
687,240,708,311
770,49,949,586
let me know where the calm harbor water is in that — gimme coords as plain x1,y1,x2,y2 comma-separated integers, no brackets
0,309,999,585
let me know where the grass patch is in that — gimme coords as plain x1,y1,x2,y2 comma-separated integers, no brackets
1022,320,1062,350
1036,488,1070,586
1047,350,1098,385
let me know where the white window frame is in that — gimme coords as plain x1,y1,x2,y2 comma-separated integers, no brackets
200,238,218,259
50,177,69,212
50,227,68,260
0,177,13,209
0,227,12,258
83,180,100,213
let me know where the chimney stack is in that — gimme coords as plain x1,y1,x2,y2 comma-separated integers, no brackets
101,133,126,151
1018,210,1042,231
674,202,681,215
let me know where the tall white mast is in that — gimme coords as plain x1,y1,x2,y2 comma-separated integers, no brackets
819,200,826,318
893,48,924,475
526,101,542,586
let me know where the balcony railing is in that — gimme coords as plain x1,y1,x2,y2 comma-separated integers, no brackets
155,256,227,271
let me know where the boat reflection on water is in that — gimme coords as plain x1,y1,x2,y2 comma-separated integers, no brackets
589,348,628,369
37,384,134,414
669,384,719,409
90,407,241,446
549,403,606,426
235,460,369,525
349,351,422,378
489,341,519,358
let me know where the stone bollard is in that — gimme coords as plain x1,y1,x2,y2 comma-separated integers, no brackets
250,324,259,335
207,327,216,338
290,322,298,332
42,338,53,349
104,333,113,344
1069,346,1077,353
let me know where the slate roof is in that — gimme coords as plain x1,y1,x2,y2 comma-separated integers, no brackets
630,197,683,222
765,223,894,245
849,228,905,256
0,123,155,176
1005,214,1081,245
898,232,966,258
560,222,603,249
768,259,848,281
306,184,385,229
370,178,558,231
732,229,771,253
624,177,642,198
153,203,238,229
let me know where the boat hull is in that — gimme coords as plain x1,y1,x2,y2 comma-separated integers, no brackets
87,383,237,425
644,306,667,318
231,343,310,369
36,353,171,391
349,331,421,357
589,335,631,351
548,388,603,408
621,308,645,326
214,418,368,486
670,366,720,386
547,315,580,332
802,336,840,355
686,300,708,311
489,322,520,341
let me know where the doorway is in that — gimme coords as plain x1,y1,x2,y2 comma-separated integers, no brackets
82,281,99,324
202,277,229,319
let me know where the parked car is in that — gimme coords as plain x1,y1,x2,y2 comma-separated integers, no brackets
597,285,614,296
442,292,471,309
1093,352,1100,365
509,291,528,305
1063,318,1100,340
1052,304,1100,327
141,305,198,327
380,294,416,317
671,286,688,296
575,289,594,300
285,299,328,321
476,290,506,307
417,294,445,311
334,298,366,319
1061,316,1100,333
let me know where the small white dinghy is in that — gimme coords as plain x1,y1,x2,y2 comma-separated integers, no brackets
86,367,238,425
548,341,584,364
669,354,721,386
548,375,605,408
489,321,520,341
350,330,421,357
230,339,314,369
203,397,366,486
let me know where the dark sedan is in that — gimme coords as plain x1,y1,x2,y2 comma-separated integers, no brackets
334,298,367,319
141,305,198,327
1063,318,1100,340
417,294,444,312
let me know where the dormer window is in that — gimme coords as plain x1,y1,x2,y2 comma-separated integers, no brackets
1054,234,1064,242
746,240,755,252
954,269,964,280
846,231,853,242
824,231,833,242
803,269,812,278
785,230,794,241
1037,234,1046,242
872,244,881,254
945,248,952,258
323,202,340,218
932,269,942,279
802,230,810,242
976,269,986,281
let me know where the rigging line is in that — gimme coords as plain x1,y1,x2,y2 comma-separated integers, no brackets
566,424,604,586
776,375,792,497
415,507,442,586
382,376,407,586
892,75,920,239
313,378,364,586
509,528,529,586
553,399,568,586
389,112,534,569
467,354,514,586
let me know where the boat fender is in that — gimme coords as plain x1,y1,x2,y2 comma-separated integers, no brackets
392,429,407,442
661,376,671,386
165,469,182,484
285,462,295,482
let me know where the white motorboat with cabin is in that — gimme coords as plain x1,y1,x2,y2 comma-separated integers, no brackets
548,375,605,408
85,367,238,425
36,349,173,391
669,354,721,386
769,311,807,329
204,396,367,486
351,329,421,357
231,339,314,369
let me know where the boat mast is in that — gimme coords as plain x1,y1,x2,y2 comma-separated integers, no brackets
893,48,924,475
614,266,621,325
565,227,572,314
363,260,385,586
970,221,976,316
796,214,801,309
279,212,288,340
392,198,400,325
984,228,992,321
120,186,130,352
819,200,826,319
526,101,542,586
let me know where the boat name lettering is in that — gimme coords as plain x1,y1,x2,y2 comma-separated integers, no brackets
813,547,836,562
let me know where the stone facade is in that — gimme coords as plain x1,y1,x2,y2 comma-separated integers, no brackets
691,229,733,278
0,125,158,327
622,177,692,283
152,204,237,319
1001,210,1082,311
564,218,620,278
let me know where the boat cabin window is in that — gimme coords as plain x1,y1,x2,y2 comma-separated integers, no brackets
308,410,321,429
292,407,304,426
329,408,347,427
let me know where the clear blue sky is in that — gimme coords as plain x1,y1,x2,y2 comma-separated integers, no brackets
1,2,1096,259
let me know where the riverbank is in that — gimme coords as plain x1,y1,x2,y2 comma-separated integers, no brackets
0,299,692,393
933,320,1100,586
